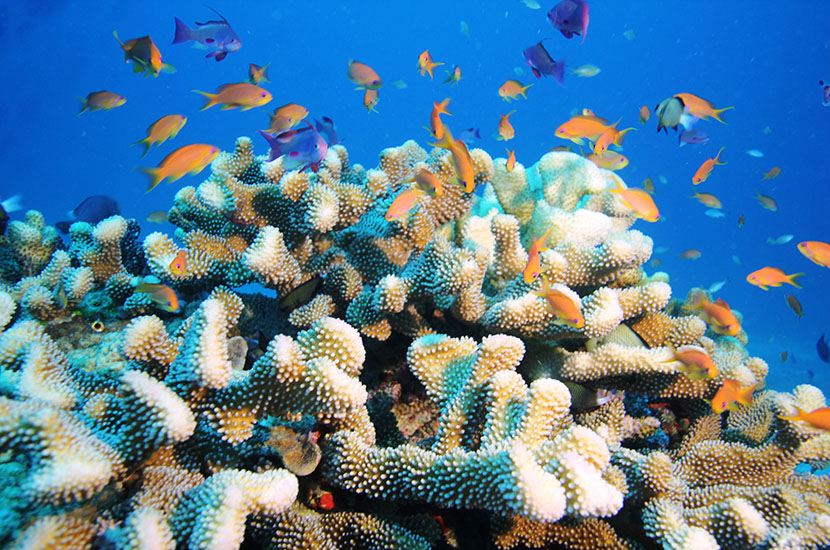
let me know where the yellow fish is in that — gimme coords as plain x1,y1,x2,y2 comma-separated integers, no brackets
193,83,272,111
135,283,180,313
497,111,516,141
498,80,532,101
78,91,125,115
134,114,187,157
417,49,444,78
363,88,380,112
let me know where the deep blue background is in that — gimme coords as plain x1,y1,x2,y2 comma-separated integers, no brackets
1,1,829,392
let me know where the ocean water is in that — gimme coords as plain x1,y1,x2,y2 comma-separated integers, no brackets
1,0,829,395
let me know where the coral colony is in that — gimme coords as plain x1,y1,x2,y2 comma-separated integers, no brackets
1,139,828,549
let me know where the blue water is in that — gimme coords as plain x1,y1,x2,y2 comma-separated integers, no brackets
1,1,829,392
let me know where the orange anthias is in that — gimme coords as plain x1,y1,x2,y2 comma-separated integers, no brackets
610,181,660,222
534,277,584,329
417,49,444,78
593,124,635,155
780,406,830,431
433,128,475,193
385,187,424,221
555,113,612,144
135,283,180,313
430,98,451,139
746,267,804,290
142,144,220,192
798,241,830,268
265,103,309,133
689,294,741,336
497,111,516,141
498,80,532,101
506,149,516,172
134,114,187,158
363,88,380,112
193,83,272,111
673,346,718,380
674,92,734,123
523,227,555,283
712,379,754,414
692,147,726,184
169,250,187,276
412,166,443,197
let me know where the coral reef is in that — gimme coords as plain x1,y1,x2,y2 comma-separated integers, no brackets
1,137,827,549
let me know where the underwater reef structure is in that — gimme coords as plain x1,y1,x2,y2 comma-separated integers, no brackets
1,137,828,549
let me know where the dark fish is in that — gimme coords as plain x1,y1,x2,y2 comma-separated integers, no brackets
821,80,830,107
547,0,589,41
818,333,830,363
523,41,565,83
737,214,746,228
0,195,22,234
457,127,481,143
279,276,322,311
678,128,710,147
780,351,788,363
259,123,328,171
563,381,617,413
56,195,120,233
172,9,241,62
315,117,339,146
654,97,685,133
785,294,803,318
807,369,814,382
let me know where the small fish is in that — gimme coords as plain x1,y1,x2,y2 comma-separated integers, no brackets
821,80,830,106
410,167,442,197
347,59,382,89
134,114,187,157
460,20,470,37
259,123,328,171
443,66,461,85
146,210,169,224
385,187,424,221
0,195,22,234
563,381,616,413
266,426,321,476
650,258,662,268
279,276,322,311
433,128,475,192
506,149,516,172
693,148,726,185
56,195,121,233
692,192,722,209
363,88,380,112
780,406,830,431
193,83,272,111
499,80,532,101
766,234,794,246
523,41,565,83
673,346,718,380
681,249,702,260
457,127,481,143
674,92,734,124
642,177,655,194
737,214,746,228
705,209,725,219
497,111,517,141
429,98,451,140
746,267,803,290
732,255,742,265
135,283,180,313
639,105,650,124
657,175,668,184
391,79,407,89
113,32,174,77
818,333,830,363
623,29,636,41
780,351,788,363
265,103,309,134
534,276,584,328
555,113,613,144
654,96,685,133
762,166,781,180
756,194,778,211
679,129,710,147
593,124,635,155
745,149,764,158
786,294,803,318
587,150,628,171
707,280,727,293
513,66,526,77
523,228,555,283
417,49,444,78
169,250,187,276
521,0,542,8
172,10,242,62
798,241,830,269
315,117,339,146
610,181,660,222
248,63,269,84
78,91,126,115
807,369,814,381
712,379,754,414
142,144,220,192
570,64,600,78
654,246,669,254
548,0,589,42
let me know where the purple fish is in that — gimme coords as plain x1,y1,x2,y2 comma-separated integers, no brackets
457,127,481,143
172,9,241,62
523,41,565,83
548,0,589,42
818,333,830,364
678,129,710,147
56,195,120,233
259,123,328,172
820,80,830,107
315,117,339,145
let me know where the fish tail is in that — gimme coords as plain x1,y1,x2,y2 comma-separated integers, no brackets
193,90,218,110
112,30,124,47
521,83,533,97
141,167,164,192
714,147,726,164
1,194,22,213
432,130,455,150
779,407,805,422
737,385,755,406
77,98,88,116
787,273,805,288
172,17,192,44
161,63,176,74
133,139,151,158
434,98,451,116
614,127,636,146
553,59,565,85
712,106,734,124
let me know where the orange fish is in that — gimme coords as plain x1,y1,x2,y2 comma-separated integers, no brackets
193,83,272,111
746,267,803,290
523,227,555,283
417,49,443,78
555,113,612,144
265,103,309,133
412,166,443,197
498,80,532,101
433,128,475,192
142,144,220,192
674,93,734,123
593,124,635,155
444,65,462,85
134,114,187,158
610,181,660,222
639,105,650,124
534,276,584,328
755,194,778,211
779,406,830,431
430,98,451,139
248,63,270,84
348,59,382,89
681,249,702,260
169,250,187,276
363,88,380,112
712,379,754,414
113,32,173,77
798,241,830,268
587,150,628,171
385,187,424,221
762,166,781,180
692,147,726,184
497,111,516,141
135,283,180,313
78,91,126,115
689,294,741,336
673,346,718,380
506,149,516,172
692,192,722,209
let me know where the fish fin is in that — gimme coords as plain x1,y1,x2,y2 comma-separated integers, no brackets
434,98,452,116
193,90,217,110
112,30,124,46
172,17,192,44
133,138,151,158
531,67,541,78
161,63,176,74
788,273,805,288
1,194,22,213
77,99,88,116
553,59,565,85
214,51,228,61
614,127,636,146
737,385,755,405
779,407,805,422
141,167,163,192
712,106,734,124
714,147,726,164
